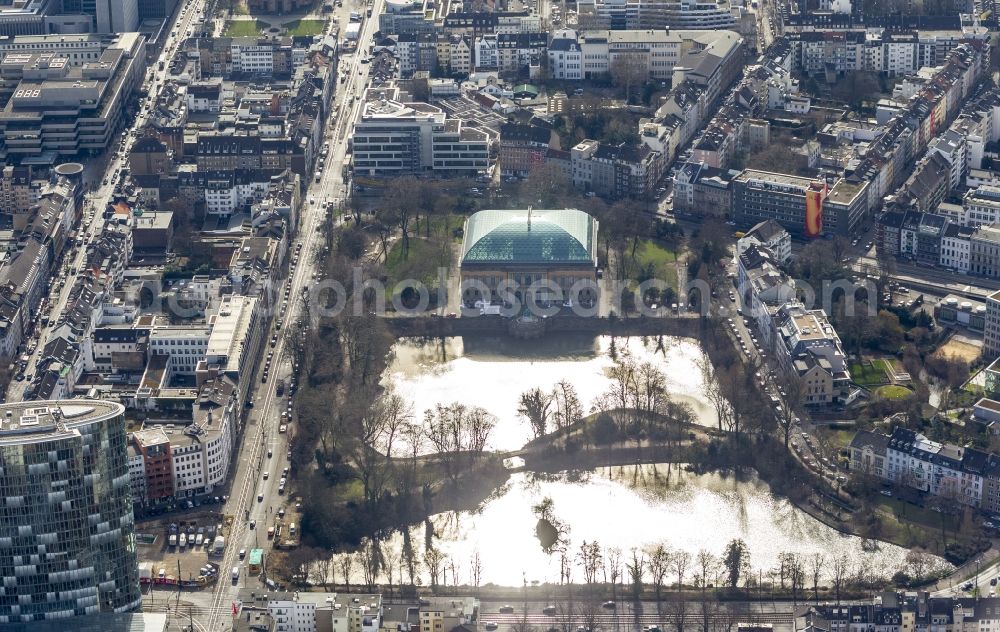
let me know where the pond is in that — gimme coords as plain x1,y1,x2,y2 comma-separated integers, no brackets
348,465,942,587
385,335,717,453
368,335,949,587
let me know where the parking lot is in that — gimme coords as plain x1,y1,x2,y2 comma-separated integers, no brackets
137,510,230,587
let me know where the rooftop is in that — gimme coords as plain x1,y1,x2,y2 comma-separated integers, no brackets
461,209,598,267
0,400,124,445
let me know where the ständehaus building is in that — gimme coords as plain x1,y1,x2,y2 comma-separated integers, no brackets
0,400,141,623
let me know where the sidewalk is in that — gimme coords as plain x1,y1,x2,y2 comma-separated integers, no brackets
929,544,1000,595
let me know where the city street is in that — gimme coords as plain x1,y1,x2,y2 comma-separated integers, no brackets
149,0,388,629
4,0,208,403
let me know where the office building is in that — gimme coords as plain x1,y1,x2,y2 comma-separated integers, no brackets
0,400,141,623
575,0,738,30
0,32,146,163
732,170,831,238
351,97,490,176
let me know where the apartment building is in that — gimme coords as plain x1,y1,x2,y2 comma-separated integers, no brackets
940,223,974,272
850,427,997,508
129,425,173,504
737,219,791,263
570,138,661,198
671,161,735,218
420,597,479,632
969,224,1000,278
787,28,989,77
129,374,238,503
351,97,490,176
497,32,547,73
772,302,852,405
148,324,211,377
984,289,1000,358
964,185,1000,228
736,245,796,349
498,122,559,177
236,591,383,632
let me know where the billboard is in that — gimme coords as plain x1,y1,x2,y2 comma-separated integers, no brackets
805,182,827,238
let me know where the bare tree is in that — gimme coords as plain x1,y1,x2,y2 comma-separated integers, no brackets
775,373,804,448
648,545,670,605
809,553,825,603
519,387,553,439
606,547,623,602
424,403,497,482
609,52,647,103
665,595,690,632
552,380,584,431
383,546,400,597
627,548,645,602
831,552,849,604
471,550,483,590
313,553,334,590
672,550,691,589
425,547,445,590
905,548,933,583
698,355,731,432
694,550,717,632
788,554,805,605
338,551,355,592
359,538,381,590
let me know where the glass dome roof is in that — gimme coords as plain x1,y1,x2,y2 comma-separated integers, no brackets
461,209,596,265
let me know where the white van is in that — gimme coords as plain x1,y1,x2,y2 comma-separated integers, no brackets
231,566,240,582
289,523,296,536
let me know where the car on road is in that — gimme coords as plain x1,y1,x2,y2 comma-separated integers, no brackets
249,520,256,529
239,548,246,559
258,494,264,502
499,606,514,614
263,472,269,480
484,624,498,631
268,449,273,458
602,601,616,609
542,606,556,616
879,489,893,497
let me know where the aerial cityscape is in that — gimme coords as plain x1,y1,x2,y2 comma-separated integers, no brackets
0,0,999,627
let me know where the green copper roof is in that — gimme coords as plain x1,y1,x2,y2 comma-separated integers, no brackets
461,209,597,265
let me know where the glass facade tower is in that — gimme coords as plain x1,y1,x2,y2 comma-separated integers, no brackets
0,401,141,623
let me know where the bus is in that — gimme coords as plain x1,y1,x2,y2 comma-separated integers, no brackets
248,549,264,575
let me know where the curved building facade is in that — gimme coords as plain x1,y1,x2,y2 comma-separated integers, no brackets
0,401,140,623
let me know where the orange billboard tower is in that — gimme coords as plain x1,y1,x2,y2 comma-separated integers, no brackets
805,181,828,238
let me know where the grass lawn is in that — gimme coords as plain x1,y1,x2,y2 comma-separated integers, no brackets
385,237,453,287
635,239,679,290
816,427,856,453
423,213,467,243
875,496,971,551
224,19,267,36
876,385,914,400
850,359,889,386
284,18,326,36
